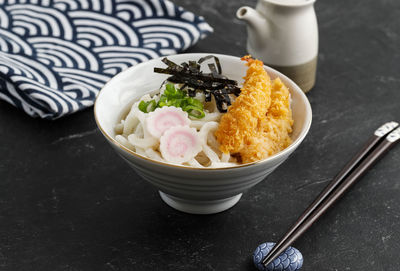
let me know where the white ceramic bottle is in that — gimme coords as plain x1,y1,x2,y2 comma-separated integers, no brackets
237,0,318,92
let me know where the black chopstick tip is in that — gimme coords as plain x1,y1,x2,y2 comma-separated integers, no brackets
253,242,303,271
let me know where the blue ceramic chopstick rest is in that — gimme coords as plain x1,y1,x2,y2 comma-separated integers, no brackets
253,242,303,271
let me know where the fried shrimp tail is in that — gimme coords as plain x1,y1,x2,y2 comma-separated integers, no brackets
215,55,271,154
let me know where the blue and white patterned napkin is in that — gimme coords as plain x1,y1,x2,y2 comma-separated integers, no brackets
0,0,213,119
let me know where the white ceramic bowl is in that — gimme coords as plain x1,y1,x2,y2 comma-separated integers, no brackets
94,53,312,214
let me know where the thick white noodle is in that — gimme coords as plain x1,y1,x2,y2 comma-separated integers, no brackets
145,148,163,162
123,103,140,135
133,106,153,139
203,145,220,164
202,111,221,122
132,106,145,125
114,85,240,168
123,116,139,136
199,122,220,164
190,111,222,129
115,134,135,151
135,146,146,156
190,120,205,130
127,134,158,149
134,123,144,138
207,132,220,151
187,158,204,168
114,121,124,134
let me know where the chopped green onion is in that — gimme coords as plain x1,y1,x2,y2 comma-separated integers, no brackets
164,83,175,96
165,83,186,99
183,105,205,119
138,100,157,113
170,99,182,107
157,101,167,107
187,97,203,109
147,100,157,112
138,83,206,118
139,100,150,113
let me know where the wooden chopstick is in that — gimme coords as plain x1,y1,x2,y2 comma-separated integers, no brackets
262,121,400,267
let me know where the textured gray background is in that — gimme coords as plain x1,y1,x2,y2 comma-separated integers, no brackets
1,0,400,270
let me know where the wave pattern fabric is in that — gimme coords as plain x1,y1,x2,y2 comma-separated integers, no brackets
0,0,213,119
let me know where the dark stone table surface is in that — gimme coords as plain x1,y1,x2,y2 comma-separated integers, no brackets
1,0,399,270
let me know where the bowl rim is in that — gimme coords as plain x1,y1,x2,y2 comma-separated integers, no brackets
94,53,312,171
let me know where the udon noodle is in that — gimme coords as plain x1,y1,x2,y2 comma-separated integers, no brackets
114,84,238,168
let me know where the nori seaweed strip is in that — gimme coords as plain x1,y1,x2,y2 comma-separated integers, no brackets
208,63,219,78
223,94,231,105
198,55,222,74
188,61,200,73
155,67,237,85
168,74,241,95
228,85,241,96
167,75,206,90
184,79,239,94
181,62,189,70
153,67,174,75
154,56,241,113
214,93,228,113
162,57,182,70
157,68,237,85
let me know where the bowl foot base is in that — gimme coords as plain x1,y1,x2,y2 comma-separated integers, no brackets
159,191,242,215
